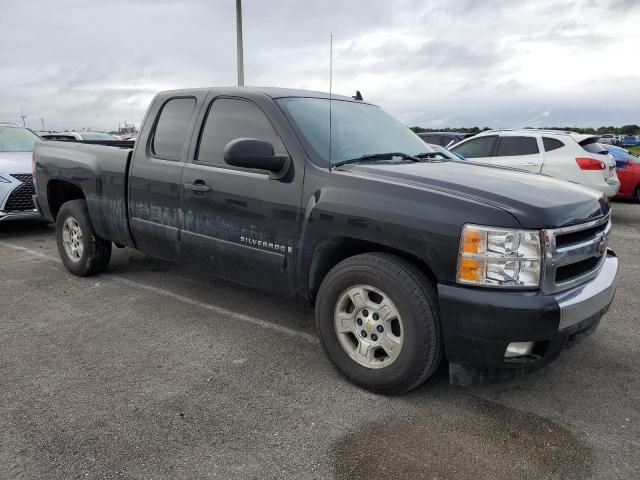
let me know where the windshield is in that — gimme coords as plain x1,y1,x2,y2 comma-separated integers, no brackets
82,132,115,141
277,98,433,165
0,126,40,152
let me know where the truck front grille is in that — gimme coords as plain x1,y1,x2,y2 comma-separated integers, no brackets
555,256,602,283
542,214,611,293
555,221,608,248
4,174,36,212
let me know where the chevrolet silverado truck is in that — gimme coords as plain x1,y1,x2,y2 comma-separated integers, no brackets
33,87,619,393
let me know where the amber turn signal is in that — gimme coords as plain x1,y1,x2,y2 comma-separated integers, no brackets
458,258,483,283
462,228,482,254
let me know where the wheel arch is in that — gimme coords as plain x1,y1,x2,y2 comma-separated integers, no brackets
47,179,86,220
307,236,437,304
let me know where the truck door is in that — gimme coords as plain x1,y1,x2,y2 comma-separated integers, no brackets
128,95,201,260
179,96,303,294
490,135,543,173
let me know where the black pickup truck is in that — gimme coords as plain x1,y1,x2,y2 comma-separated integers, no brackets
33,87,619,393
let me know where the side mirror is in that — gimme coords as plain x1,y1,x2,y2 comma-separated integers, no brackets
224,138,290,177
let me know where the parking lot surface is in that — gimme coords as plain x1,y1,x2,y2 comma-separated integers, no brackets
1,202,638,479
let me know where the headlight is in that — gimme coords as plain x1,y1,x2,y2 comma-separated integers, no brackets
0,175,11,183
457,224,542,288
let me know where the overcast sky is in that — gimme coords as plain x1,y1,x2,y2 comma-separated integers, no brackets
1,0,639,131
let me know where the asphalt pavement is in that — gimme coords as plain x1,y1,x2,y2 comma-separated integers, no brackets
1,202,638,479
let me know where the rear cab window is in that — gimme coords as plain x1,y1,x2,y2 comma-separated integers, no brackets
152,97,196,160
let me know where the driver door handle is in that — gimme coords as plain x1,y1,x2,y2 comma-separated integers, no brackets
184,180,212,195
522,162,538,166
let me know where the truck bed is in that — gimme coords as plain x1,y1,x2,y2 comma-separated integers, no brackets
35,140,135,247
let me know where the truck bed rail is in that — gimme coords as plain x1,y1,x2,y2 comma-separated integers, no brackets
43,139,135,149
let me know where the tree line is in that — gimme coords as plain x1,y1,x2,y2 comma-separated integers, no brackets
410,125,640,135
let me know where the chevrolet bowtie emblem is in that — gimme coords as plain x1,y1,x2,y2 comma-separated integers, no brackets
366,319,372,332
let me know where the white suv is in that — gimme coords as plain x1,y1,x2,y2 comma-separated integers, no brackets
449,129,620,197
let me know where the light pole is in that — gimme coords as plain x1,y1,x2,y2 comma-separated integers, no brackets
236,0,244,86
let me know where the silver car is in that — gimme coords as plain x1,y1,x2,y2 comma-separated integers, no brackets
0,123,41,222
598,134,617,145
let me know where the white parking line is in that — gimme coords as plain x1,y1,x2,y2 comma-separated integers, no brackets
0,240,319,345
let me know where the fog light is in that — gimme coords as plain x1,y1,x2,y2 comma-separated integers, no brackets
504,341,534,358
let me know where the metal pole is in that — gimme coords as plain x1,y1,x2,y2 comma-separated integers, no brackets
236,0,244,86
329,34,333,165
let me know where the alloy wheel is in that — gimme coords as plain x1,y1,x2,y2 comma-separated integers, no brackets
334,284,404,369
62,217,84,262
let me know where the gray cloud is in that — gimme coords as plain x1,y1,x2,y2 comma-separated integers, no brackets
0,0,638,131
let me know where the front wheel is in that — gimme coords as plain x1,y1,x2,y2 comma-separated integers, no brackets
315,253,443,394
56,199,112,276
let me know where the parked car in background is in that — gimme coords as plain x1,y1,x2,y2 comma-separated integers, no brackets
449,129,620,197
41,131,117,141
598,134,616,145
621,135,639,147
417,131,474,147
0,123,40,221
605,145,640,201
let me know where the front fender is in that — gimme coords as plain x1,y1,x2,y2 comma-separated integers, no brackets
296,178,521,298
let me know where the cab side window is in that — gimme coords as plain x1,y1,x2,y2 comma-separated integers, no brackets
451,136,497,158
152,97,196,160
197,98,286,166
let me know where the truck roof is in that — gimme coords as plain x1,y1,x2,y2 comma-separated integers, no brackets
156,86,367,103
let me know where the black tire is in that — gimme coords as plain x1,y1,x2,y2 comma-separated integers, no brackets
55,199,112,276
315,253,443,395
635,186,640,203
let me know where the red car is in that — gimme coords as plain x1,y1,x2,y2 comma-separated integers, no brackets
608,145,640,201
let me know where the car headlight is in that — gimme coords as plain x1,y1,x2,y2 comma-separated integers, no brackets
0,175,11,183
457,224,542,288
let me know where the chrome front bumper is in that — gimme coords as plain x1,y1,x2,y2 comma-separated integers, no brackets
556,250,619,330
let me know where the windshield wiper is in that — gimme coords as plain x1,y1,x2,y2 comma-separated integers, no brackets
331,152,426,170
415,152,451,161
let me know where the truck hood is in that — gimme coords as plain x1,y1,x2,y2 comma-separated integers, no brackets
0,152,32,174
342,161,609,229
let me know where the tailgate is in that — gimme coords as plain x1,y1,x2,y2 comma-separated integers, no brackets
579,137,616,179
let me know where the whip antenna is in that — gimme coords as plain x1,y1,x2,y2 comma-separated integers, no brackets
329,34,333,167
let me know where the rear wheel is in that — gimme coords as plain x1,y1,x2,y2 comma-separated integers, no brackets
315,253,443,395
56,200,111,276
